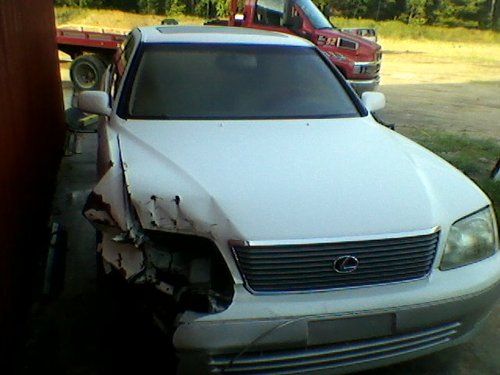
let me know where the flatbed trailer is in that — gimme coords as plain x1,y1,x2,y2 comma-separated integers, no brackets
57,26,127,91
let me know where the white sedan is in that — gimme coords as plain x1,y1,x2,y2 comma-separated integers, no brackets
78,26,499,374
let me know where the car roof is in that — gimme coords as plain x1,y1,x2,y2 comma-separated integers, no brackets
137,26,313,47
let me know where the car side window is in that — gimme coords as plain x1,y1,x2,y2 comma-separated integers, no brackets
254,0,285,26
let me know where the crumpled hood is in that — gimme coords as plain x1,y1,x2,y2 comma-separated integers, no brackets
116,117,488,242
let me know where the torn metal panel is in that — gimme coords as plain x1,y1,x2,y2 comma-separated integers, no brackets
84,136,145,247
83,192,118,228
85,165,129,231
101,233,144,280
111,128,245,281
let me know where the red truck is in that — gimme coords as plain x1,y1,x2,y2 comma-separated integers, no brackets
57,0,381,93
225,0,382,93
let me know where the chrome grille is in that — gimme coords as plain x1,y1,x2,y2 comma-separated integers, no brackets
354,62,381,75
209,322,460,374
232,230,439,293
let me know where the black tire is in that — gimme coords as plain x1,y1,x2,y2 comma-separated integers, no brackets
70,54,107,92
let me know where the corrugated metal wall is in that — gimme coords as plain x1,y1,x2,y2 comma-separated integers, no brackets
0,0,65,367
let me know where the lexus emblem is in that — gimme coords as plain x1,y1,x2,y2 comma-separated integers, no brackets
333,255,359,273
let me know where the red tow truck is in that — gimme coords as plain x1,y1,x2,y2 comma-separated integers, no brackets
57,0,382,93
225,0,382,93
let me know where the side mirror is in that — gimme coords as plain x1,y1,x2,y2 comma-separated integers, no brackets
78,91,111,116
361,91,386,112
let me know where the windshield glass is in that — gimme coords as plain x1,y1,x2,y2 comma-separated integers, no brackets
125,44,359,120
294,0,332,29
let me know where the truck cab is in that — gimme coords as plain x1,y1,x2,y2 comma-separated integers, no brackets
230,0,382,93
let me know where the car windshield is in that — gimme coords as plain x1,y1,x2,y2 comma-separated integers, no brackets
125,44,359,120
294,0,333,29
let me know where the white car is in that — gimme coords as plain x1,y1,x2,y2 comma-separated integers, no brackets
341,28,378,43
79,26,499,374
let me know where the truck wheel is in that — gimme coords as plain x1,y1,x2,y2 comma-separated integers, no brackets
70,54,106,91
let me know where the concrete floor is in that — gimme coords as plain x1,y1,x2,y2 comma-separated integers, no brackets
19,91,500,374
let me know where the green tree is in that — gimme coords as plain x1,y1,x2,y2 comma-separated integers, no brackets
432,0,490,27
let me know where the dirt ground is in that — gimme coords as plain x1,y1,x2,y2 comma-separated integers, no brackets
378,38,500,141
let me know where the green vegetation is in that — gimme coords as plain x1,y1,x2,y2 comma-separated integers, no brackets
322,0,499,29
56,6,91,24
54,7,204,28
54,5,500,44
332,17,500,43
404,128,500,221
55,5,500,44
55,0,500,30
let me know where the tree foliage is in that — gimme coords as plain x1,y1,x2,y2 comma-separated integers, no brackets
55,0,500,29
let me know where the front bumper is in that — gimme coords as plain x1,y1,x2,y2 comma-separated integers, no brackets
174,258,500,374
349,77,380,94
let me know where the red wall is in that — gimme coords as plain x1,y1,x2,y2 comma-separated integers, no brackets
0,0,65,366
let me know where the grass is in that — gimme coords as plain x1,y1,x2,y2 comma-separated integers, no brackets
55,6,203,29
332,17,500,44
55,7,500,44
380,38,500,66
404,128,500,222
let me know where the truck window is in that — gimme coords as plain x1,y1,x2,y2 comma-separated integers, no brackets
294,0,332,29
124,44,360,120
254,0,285,26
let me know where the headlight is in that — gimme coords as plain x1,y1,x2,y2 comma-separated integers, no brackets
440,207,498,270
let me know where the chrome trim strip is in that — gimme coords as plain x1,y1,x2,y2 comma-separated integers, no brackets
236,270,435,296
354,61,381,66
209,322,461,373
230,226,440,248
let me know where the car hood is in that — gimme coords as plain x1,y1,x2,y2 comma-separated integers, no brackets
116,117,488,242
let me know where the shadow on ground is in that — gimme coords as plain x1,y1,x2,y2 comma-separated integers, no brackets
378,80,500,141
